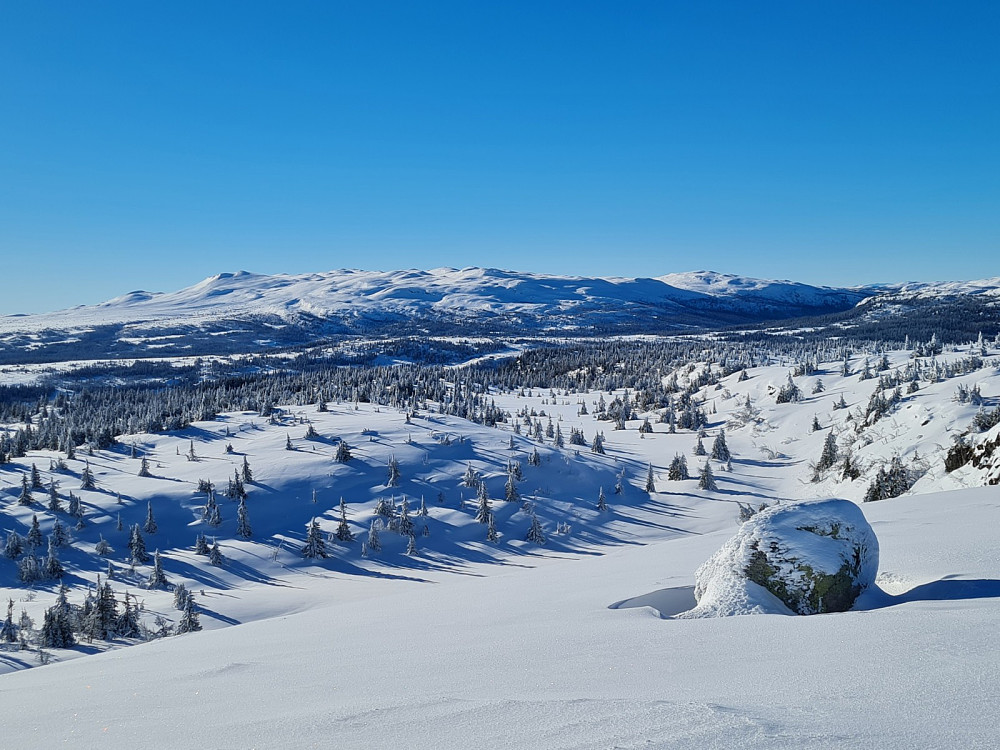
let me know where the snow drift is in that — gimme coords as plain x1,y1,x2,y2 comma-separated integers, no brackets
682,498,879,617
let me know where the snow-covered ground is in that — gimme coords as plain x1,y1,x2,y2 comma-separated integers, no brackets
1,346,999,747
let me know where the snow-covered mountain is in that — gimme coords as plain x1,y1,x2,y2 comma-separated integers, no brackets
0,268,876,362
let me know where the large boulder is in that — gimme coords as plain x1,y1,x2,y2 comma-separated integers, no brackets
681,498,879,617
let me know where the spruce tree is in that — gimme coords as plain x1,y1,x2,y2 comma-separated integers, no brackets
525,514,546,545
405,534,418,555
241,456,253,483
486,512,498,543
367,519,382,553
236,497,252,539
128,524,149,564
302,518,328,558
504,472,520,502
147,549,167,589
645,464,656,494
44,535,64,579
143,501,158,534
194,532,210,555
177,595,202,633
30,463,43,490
4,531,24,560
817,431,839,472
80,461,96,489
26,514,43,549
18,474,33,506
334,441,352,462
138,457,151,477
698,461,717,491
710,430,731,462
597,486,608,512
47,479,62,513
386,455,401,487
209,540,224,566
475,483,492,523
336,498,354,542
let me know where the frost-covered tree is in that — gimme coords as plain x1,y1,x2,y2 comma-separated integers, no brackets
644,463,656,494
336,498,354,542
597,486,608,512
26,514,43,549
138,457,151,477
367,519,382,553
241,456,253,483
334,440,352,462
698,461,717,491
44,535,64,579
177,595,202,634
386,455,401,487
504,472,520,503
816,431,839,472
475,483,492,523
47,479,62,513
30,463,43,490
143,501,158,534
710,430,731,462
463,463,479,488
4,531,24,560
18,474,33,506
95,535,111,556
486,512,498,543
693,436,706,456
209,540,224,566
128,524,149,564
147,549,168,589
80,461,96,490
525,514,546,545
591,433,605,454
194,532,210,555
405,534,418,555
236,496,252,539
398,497,414,537
302,518,327,558
667,454,689,481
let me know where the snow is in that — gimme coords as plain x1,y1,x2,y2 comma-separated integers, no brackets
1,345,1000,747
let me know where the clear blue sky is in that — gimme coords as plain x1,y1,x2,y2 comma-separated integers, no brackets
1,1,998,314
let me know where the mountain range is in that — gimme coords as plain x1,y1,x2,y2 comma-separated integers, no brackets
2,267,999,363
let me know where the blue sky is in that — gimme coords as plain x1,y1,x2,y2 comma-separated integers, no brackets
1,1,997,314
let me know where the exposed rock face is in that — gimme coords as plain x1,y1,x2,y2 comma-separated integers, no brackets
685,498,879,617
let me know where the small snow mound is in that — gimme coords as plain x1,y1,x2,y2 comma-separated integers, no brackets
679,498,878,617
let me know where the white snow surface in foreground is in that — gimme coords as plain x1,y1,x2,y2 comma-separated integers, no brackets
2,487,999,749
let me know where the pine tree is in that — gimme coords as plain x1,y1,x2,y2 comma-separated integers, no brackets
590,433,605,454
143,501,157,534
44,535,64,579
4,531,24,560
302,518,328,558
475,483,492,523
18,474,33,505
173,582,190,611
128,524,149,564
209,540,224,566
463,463,479,487
405,534,418,555
241,456,253,483
398,497,414,537
147,549,167,589
194,532,210,555
486,512,498,543
698,461,717,491
0,598,18,643
504,472,520,503
367,519,382,553
811,415,822,432
236,497,252,539
80,461,96,489
597,486,608,512
386,455,401,487
336,498,354,542
51,519,69,548
817,431,839,472
285,433,294,451
645,464,656,494
710,430,731,462
30,463,43,489
526,514,546,545
418,495,428,517
95,535,111,556
138,457,151,477
334,440,352,462
668,454,690,481
47,479,62,513
693,437,706,456
177,595,202,634
27,514,43,549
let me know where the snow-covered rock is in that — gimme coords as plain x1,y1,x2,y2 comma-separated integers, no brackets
683,498,879,617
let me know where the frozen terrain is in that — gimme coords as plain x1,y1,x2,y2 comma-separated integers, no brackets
1,344,999,747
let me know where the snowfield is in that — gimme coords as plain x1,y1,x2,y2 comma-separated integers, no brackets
1,345,999,748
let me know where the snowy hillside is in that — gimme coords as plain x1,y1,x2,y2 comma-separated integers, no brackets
2,342,1000,747
0,267,876,363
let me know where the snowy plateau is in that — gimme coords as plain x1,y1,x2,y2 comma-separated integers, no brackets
1,270,1000,749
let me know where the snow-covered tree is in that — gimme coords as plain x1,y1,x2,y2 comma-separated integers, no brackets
302,518,328,558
